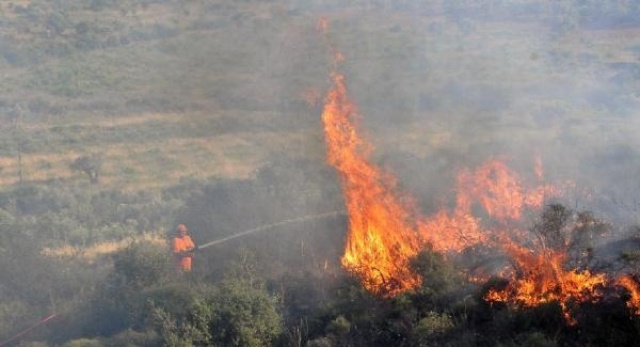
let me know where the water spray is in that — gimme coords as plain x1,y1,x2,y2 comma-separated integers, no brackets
197,211,346,250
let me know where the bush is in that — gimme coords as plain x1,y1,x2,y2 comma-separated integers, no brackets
156,279,282,347
102,329,160,347
112,241,173,289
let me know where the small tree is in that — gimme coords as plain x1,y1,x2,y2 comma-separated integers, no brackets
533,204,572,250
71,155,103,184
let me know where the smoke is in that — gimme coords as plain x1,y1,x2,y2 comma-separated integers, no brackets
292,2,640,229
299,3,640,307
2,1,635,224
197,211,345,250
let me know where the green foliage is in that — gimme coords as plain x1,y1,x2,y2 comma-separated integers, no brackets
112,241,173,289
0,183,184,245
326,315,350,337
101,328,160,347
156,279,282,347
411,247,462,298
412,312,455,346
204,280,282,346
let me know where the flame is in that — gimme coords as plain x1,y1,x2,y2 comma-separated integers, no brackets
418,159,560,253
319,20,563,297
485,238,607,322
318,20,637,321
457,160,528,220
418,209,483,253
616,275,640,314
426,160,610,321
322,70,421,296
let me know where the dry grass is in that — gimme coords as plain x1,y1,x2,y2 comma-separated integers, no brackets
20,112,188,131
41,233,167,263
0,124,311,190
3,5,635,194
0,151,80,186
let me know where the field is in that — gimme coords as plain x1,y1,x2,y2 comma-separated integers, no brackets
0,1,638,204
0,0,330,190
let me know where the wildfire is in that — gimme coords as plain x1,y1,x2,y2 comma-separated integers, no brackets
418,159,559,253
485,239,607,322
319,18,561,297
616,275,640,315
318,18,640,320
322,69,422,296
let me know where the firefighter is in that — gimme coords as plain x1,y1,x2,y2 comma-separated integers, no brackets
172,223,197,271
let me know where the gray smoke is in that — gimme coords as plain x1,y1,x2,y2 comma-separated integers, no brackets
310,2,640,228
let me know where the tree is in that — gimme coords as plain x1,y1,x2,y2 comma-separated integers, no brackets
71,155,103,184
533,204,572,250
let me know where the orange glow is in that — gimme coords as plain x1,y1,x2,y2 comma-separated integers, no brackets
534,155,543,181
322,70,422,296
485,239,607,322
457,160,527,220
317,17,329,34
617,275,640,314
318,20,637,321
301,88,322,108
418,209,483,253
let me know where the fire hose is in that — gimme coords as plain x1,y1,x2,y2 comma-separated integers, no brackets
197,211,346,250
0,214,345,344
0,314,57,347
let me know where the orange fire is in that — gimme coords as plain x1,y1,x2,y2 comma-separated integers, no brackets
616,275,640,315
318,19,639,320
322,70,422,296
319,19,561,297
418,159,559,253
484,238,607,322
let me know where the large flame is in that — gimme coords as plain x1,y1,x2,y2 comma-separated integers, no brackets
322,70,422,295
319,19,561,297
318,19,640,319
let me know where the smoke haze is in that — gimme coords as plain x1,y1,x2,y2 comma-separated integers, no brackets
312,3,640,227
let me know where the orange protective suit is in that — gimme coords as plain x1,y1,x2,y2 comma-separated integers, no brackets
172,234,195,271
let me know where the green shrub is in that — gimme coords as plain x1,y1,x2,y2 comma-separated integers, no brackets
156,279,282,347
112,241,173,289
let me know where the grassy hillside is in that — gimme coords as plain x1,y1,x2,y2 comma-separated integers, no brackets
0,0,637,202
0,0,330,191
